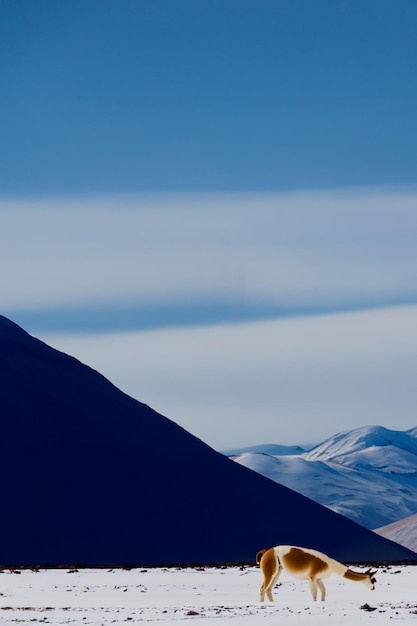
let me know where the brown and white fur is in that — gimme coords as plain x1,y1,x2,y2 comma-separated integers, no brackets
257,545,377,602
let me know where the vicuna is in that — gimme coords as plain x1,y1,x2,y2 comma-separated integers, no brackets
257,545,377,602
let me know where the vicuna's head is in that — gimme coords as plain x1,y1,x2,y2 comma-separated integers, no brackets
364,569,377,590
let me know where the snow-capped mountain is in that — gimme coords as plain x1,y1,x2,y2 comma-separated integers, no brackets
375,512,417,553
2,314,413,565
305,425,417,463
227,425,417,530
221,443,307,456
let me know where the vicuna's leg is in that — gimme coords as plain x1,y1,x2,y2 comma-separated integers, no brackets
264,567,282,602
316,579,326,601
259,550,282,602
260,570,277,602
259,576,266,603
308,578,318,601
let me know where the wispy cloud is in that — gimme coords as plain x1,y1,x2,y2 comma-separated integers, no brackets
2,186,417,332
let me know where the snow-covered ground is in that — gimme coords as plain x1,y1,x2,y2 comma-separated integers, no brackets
1,564,417,624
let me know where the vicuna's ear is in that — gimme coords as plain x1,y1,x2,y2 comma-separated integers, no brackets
365,568,378,576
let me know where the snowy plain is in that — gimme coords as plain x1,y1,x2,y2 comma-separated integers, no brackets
1,564,417,625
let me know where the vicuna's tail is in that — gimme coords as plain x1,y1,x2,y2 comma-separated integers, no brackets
256,549,267,565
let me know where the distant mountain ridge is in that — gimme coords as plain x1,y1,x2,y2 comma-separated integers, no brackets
226,425,417,530
221,443,307,456
2,314,414,565
375,513,417,553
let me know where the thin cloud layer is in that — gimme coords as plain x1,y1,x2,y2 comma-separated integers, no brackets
2,187,417,330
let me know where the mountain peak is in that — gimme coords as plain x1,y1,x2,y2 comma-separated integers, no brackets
305,425,417,462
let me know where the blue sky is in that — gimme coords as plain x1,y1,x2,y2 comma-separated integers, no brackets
1,1,417,448
1,0,416,194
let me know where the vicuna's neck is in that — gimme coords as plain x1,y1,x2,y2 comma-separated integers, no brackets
343,569,368,583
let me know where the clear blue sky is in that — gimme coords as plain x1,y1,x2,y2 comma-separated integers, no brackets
1,1,417,448
1,0,416,194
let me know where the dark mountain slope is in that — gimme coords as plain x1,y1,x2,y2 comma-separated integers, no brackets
0,315,415,565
